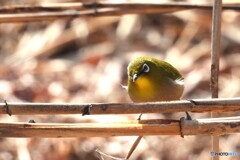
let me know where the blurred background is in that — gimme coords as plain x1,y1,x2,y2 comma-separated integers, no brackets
0,0,240,160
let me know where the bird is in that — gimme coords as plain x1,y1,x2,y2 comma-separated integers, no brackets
127,56,184,102
125,56,190,159
127,56,192,120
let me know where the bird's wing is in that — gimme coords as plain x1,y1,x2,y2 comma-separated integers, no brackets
159,60,184,82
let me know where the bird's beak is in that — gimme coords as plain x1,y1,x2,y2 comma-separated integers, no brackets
132,73,138,82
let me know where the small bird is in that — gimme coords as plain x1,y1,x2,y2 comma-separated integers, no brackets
127,56,184,102
125,56,190,159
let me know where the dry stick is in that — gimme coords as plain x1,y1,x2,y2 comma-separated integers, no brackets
0,2,192,13
0,118,240,137
0,2,240,14
0,98,240,115
0,3,86,14
125,113,143,159
125,136,143,159
210,0,222,160
0,3,213,14
0,3,240,23
0,7,186,23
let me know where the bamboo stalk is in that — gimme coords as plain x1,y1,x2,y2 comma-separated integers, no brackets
0,98,240,115
0,2,240,14
211,1,221,99
210,0,222,159
0,118,239,137
0,2,240,23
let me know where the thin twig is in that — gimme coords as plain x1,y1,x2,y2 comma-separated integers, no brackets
210,0,222,159
0,2,240,23
0,2,210,14
125,136,143,159
0,3,84,14
211,1,222,98
1,2,240,14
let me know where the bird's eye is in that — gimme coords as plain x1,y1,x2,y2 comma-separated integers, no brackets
142,63,150,73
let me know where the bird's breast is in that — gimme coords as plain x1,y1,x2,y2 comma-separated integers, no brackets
129,76,156,102
128,76,184,102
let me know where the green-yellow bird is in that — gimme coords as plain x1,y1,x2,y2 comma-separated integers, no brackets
127,56,184,102
126,56,190,159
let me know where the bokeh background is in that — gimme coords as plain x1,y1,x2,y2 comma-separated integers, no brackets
0,0,240,160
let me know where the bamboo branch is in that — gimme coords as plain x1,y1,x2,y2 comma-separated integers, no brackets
0,2,240,23
1,2,240,14
0,117,239,137
211,1,221,99
210,0,222,158
1,98,240,115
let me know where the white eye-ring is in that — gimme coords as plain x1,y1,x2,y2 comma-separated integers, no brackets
142,63,150,73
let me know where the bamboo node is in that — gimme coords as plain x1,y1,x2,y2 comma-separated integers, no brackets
93,1,99,15
179,117,185,138
82,104,92,116
189,99,198,106
4,100,12,116
28,120,36,123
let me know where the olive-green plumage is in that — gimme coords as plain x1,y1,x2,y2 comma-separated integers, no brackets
127,56,184,102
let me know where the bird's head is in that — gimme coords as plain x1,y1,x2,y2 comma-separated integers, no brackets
127,56,161,83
